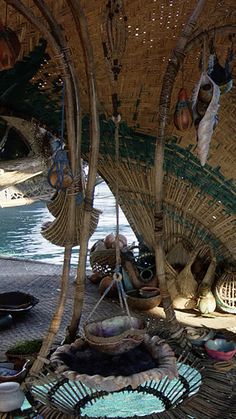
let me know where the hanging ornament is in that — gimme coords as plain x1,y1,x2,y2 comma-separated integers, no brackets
207,35,234,95
101,0,127,82
192,37,220,166
192,72,220,166
0,22,21,71
174,87,193,131
48,149,73,190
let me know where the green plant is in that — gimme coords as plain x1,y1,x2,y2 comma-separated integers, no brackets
6,339,43,356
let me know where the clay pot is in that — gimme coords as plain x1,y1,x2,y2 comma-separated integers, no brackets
0,382,25,412
104,233,127,249
198,83,213,104
89,272,102,284
0,25,21,70
139,287,160,298
196,99,208,118
104,233,115,248
99,276,117,298
174,88,192,131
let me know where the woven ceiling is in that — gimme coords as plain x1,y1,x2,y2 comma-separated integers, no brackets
0,0,235,261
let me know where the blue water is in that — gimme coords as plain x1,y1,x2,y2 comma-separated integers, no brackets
0,182,136,266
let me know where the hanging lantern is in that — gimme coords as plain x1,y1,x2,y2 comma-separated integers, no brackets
0,23,21,71
174,88,192,131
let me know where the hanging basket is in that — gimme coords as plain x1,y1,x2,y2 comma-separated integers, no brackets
83,315,146,355
214,271,236,314
50,334,177,392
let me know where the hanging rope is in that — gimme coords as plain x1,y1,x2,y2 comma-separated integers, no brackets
84,112,131,326
113,111,131,320
83,0,131,327
60,82,65,143
5,2,8,26
47,82,73,190
203,33,207,74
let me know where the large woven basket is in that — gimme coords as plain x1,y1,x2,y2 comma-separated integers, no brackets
214,271,236,314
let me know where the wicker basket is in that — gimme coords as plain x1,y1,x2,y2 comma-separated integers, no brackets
83,315,146,355
214,271,236,314
89,248,117,276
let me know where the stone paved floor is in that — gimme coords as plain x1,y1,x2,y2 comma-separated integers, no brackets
0,256,236,361
0,257,127,360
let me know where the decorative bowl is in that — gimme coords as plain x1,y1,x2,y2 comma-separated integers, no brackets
186,327,215,346
205,339,236,361
0,358,30,383
139,287,160,298
126,290,162,311
84,315,146,355
0,292,39,313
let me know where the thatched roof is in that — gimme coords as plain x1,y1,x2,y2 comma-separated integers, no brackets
0,0,235,261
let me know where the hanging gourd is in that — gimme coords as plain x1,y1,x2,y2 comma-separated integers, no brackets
0,22,21,71
174,87,192,131
48,149,73,190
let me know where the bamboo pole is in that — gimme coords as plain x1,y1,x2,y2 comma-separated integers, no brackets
65,0,100,343
154,0,207,333
4,0,79,373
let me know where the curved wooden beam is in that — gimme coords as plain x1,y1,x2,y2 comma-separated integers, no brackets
32,0,82,172
186,24,236,52
4,0,79,374
154,0,207,334
5,0,76,167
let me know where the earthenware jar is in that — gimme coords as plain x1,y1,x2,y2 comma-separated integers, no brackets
0,382,25,412
198,82,213,103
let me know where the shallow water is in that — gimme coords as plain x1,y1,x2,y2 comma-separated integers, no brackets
0,182,136,266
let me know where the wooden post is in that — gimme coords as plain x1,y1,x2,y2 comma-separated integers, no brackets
4,0,79,373
154,0,207,333
65,0,100,342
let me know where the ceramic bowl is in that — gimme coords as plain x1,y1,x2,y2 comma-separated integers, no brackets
205,339,236,361
186,327,215,347
139,287,160,298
